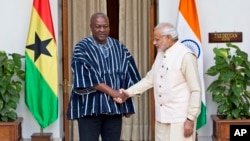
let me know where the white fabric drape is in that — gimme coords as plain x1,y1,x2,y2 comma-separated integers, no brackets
119,0,151,140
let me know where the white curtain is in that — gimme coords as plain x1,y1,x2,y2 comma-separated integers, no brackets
119,0,151,140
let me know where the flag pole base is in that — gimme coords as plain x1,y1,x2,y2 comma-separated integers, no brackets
31,132,52,141
196,132,198,141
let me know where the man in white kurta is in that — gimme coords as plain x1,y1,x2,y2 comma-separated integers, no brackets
119,23,202,141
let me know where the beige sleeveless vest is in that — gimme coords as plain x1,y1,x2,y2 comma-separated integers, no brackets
153,42,193,123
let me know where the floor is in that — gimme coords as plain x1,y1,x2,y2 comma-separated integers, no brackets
198,136,212,141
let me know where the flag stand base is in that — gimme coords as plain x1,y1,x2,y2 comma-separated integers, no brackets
31,132,52,141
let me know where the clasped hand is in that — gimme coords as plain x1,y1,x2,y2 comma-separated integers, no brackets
113,89,129,104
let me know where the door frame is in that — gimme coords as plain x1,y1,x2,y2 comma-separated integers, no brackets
61,0,70,141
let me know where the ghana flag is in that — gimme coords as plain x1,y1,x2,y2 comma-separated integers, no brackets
25,0,58,128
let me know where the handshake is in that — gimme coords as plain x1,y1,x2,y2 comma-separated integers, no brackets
113,89,130,104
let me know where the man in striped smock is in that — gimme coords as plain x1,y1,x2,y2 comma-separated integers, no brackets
67,12,141,141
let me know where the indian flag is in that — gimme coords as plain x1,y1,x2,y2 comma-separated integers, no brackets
176,0,206,129
25,0,58,129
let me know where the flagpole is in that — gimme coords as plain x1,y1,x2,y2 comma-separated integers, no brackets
40,127,43,134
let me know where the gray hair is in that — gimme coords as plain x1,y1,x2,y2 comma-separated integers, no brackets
90,12,109,26
155,23,178,40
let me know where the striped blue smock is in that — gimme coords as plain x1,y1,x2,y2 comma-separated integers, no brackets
67,36,141,120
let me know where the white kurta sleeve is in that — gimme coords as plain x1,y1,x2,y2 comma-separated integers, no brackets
126,69,154,97
182,53,202,120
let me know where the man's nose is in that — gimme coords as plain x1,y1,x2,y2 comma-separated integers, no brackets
100,27,105,31
153,40,157,45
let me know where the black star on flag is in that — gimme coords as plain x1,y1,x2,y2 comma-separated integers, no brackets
26,32,52,62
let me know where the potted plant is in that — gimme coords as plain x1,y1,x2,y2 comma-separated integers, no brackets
0,50,25,141
206,42,250,141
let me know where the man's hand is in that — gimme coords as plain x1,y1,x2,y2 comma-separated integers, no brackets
113,89,129,103
184,118,194,137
